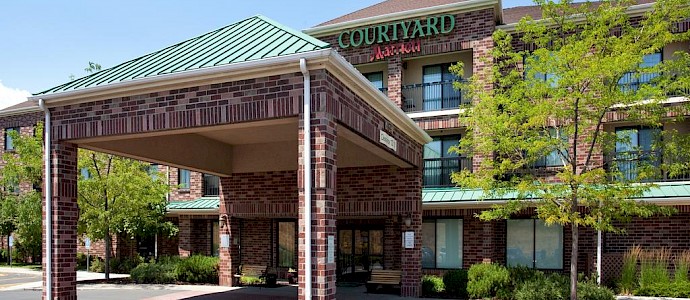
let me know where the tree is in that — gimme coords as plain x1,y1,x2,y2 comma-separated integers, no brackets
453,0,690,299
78,151,175,278
1,123,45,262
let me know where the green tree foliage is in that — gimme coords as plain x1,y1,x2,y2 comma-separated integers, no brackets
1,124,45,261
453,1,690,299
78,150,176,278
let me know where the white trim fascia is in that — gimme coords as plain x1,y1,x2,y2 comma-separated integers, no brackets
422,196,690,210
0,105,41,117
497,2,655,32
407,108,462,119
166,209,219,216
29,48,334,105
304,0,501,37
610,96,689,109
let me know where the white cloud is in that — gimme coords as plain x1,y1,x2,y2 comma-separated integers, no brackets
0,80,31,110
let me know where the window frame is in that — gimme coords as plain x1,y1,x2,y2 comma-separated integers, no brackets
363,71,385,92
178,169,191,191
422,63,462,111
613,125,663,181
4,127,19,151
533,127,568,168
505,218,564,270
202,173,220,196
424,135,463,187
276,220,297,268
421,218,464,269
618,52,663,92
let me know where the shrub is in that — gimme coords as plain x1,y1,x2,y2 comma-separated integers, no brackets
467,263,510,299
109,255,144,274
89,257,105,272
240,275,263,285
639,248,671,289
130,262,178,284
675,250,690,283
76,253,88,271
636,281,690,298
515,274,568,300
176,255,219,284
422,275,445,296
619,245,641,294
578,280,615,300
443,269,468,298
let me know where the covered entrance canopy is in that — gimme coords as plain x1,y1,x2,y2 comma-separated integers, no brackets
30,15,430,300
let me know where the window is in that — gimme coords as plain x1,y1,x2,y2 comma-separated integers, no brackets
614,126,661,181
5,179,20,194
422,219,463,269
422,63,461,111
278,221,296,268
148,164,159,180
524,53,559,87
203,174,219,196
4,127,18,151
424,135,464,187
80,167,91,179
507,219,563,269
618,53,662,92
212,221,220,257
178,169,191,190
534,127,568,167
363,72,386,92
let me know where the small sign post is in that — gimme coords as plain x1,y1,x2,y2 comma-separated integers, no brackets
8,236,13,267
85,237,91,272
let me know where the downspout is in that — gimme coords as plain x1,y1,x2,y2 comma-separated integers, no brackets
597,229,602,284
299,58,312,300
38,99,52,299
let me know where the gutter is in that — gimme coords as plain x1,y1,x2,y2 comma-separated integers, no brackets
38,99,52,299
304,0,501,37
422,196,690,209
0,105,41,117
166,209,219,215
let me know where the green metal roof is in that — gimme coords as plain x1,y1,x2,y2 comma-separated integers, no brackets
167,197,220,210
35,15,329,96
422,183,690,203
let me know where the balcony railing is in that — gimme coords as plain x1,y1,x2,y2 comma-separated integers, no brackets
203,174,220,196
423,156,472,187
402,80,468,113
606,150,690,182
618,73,690,96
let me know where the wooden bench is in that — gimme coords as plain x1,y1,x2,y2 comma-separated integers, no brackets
233,265,268,285
366,269,402,293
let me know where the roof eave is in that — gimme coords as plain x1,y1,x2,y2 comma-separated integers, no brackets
304,0,501,37
0,105,42,117
497,2,655,32
422,196,690,209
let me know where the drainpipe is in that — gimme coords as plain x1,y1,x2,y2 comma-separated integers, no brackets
299,58,312,300
38,98,52,299
597,229,602,284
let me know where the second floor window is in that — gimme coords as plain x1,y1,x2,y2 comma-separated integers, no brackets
422,63,461,111
534,127,568,167
614,126,661,181
424,135,465,187
203,174,219,196
618,52,662,92
4,127,19,151
178,169,191,190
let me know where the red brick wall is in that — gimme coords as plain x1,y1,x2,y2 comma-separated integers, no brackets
240,218,272,266
168,168,204,200
226,171,298,218
338,166,422,216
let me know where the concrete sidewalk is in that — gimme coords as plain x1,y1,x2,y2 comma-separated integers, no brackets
0,266,129,291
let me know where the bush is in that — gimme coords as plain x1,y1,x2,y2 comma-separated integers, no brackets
240,275,263,285
619,245,641,295
636,281,690,298
176,255,219,284
130,262,178,284
443,269,468,298
89,257,105,272
515,274,568,300
639,248,671,289
422,275,445,296
467,263,510,299
577,280,615,300
110,255,144,274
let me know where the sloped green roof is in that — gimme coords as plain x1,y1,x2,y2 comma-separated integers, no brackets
35,15,329,96
422,183,690,203
167,197,220,210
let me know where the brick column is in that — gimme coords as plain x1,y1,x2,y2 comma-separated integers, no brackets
218,176,240,286
387,56,404,108
401,211,422,297
471,36,495,171
43,141,78,300
178,216,191,257
298,109,337,300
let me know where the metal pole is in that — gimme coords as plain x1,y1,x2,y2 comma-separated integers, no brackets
87,250,90,272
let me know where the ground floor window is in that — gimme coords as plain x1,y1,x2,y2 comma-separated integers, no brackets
422,219,463,269
506,219,563,269
212,220,219,257
278,221,295,268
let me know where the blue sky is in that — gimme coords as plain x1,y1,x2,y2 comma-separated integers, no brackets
0,0,534,108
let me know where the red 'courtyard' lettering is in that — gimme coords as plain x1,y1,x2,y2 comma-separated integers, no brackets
370,40,421,62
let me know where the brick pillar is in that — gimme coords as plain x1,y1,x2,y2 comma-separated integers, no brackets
43,141,78,300
384,217,401,270
218,176,240,286
471,36,495,171
298,109,337,299
178,216,191,257
387,56,403,108
401,211,422,297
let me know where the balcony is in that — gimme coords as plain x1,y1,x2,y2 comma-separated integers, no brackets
203,174,220,196
423,156,472,187
606,150,690,182
402,80,469,113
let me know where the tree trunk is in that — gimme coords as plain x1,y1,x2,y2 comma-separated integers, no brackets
105,231,111,280
570,194,579,300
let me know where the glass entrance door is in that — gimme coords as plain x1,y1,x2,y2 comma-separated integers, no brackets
338,228,384,281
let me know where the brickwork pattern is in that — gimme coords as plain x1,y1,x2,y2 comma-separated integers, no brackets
338,166,422,216
240,218,272,265
168,168,204,200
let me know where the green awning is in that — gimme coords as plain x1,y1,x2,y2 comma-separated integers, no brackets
167,197,220,210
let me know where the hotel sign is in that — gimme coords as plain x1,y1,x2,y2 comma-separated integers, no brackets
379,130,398,151
337,14,455,49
